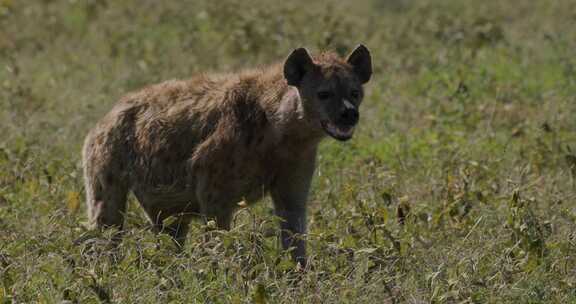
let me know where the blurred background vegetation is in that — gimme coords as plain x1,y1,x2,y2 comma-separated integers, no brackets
1,0,575,302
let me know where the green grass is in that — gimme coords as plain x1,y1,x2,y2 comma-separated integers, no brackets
1,0,576,302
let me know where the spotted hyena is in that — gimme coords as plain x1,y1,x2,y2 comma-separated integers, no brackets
82,45,372,266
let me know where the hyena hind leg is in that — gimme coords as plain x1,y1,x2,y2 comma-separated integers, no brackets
84,168,129,230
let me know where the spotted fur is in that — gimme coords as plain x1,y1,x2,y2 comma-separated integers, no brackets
82,45,372,265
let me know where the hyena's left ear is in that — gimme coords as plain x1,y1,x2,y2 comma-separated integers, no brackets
346,44,372,84
284,48,315,86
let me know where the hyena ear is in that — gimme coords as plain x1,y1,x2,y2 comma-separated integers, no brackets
346,44,372,84
284,48,314,86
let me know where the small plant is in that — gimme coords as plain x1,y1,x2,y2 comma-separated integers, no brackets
506,189,550,271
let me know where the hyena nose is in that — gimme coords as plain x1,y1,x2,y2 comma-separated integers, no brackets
340,108,359,126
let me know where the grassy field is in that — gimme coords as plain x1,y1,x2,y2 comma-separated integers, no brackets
1,0,576,302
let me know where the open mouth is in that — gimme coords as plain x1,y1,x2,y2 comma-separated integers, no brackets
321,121,355,141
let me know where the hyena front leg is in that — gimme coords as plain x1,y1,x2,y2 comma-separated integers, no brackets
271,150,316,267
273,200,307,266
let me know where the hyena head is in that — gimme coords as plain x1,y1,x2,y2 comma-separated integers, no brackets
283,45,372,141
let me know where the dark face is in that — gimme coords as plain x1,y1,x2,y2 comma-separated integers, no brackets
299,67,364,141
284,45,372,141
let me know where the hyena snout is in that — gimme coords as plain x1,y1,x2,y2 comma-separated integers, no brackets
338,107,359,127
320,101,360,141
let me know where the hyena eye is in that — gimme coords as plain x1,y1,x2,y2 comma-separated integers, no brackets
317,91,333,100
350,90,361,99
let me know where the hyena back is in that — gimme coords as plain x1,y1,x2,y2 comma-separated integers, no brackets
82,45,372,265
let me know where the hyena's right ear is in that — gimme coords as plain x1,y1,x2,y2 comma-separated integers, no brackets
346,44,372,84
284,48,314,86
